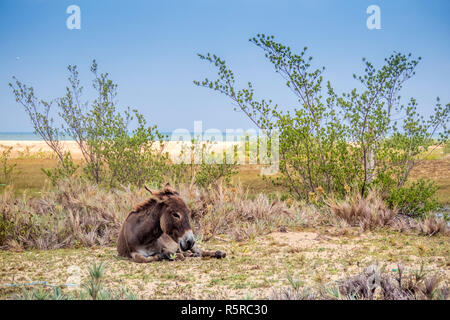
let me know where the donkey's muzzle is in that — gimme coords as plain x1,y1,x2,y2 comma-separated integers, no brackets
179,230,195,251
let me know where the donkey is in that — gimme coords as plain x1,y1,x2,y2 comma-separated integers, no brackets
117,183,226,263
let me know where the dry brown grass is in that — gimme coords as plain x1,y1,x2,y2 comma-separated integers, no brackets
327,191,448,236
0,178,334,250
270,263,449,300
0,179,147,250
409,157,450,204
0,175,447,252
418,215,449,236
327,191,398,231
180,182,312,241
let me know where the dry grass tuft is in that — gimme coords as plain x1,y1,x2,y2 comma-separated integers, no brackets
335,263,448,300
327,191,448,235
418,214,449,236
270,264,448,300
327,191,397,231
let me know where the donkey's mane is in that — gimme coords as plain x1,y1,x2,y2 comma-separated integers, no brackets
128,185,180,216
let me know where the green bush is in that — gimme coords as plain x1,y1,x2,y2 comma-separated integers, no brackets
10,60,167,188
195,160,237,188
386,179,441,219
195,34,449,213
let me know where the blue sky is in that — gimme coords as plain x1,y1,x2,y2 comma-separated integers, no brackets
1,0,449,132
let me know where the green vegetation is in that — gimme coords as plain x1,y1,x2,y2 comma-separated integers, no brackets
10,61,168,188
1,35,449,300
9,61,237,189
386,179,440,219
195,34,449,217
0,147,17,186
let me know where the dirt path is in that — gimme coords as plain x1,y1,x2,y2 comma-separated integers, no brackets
1,229,449,299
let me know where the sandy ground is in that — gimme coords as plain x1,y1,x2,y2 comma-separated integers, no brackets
0,230,448,299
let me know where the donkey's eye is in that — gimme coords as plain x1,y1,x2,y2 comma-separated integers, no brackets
172,212,181,219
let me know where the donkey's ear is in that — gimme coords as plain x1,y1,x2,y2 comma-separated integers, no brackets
163,183,178,195
144,185,153,194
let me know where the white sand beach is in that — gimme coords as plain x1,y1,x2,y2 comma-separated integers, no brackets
0,140,246,161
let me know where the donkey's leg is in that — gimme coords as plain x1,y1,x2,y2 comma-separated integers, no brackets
158,234,185,261
130,252,163,263
169,252,186,261
131,251,184,263
189,243,226,259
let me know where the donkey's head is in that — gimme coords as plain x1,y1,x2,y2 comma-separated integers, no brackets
147,184,195,251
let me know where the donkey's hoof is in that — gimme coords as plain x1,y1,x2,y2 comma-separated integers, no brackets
215,251,226,259
176,253,186,261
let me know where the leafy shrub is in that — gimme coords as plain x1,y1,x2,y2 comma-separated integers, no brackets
166,138,238,189
386,179,440,219
195,34,449,211
194,163,237,188
10,61,167,188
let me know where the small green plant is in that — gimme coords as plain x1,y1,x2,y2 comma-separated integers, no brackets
286,273,302,291
169,253,178,260
81,262,138,300
18,287,70,300
41,152,79,186
0,146,17,186
195,152,238,188
83,262,104,300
